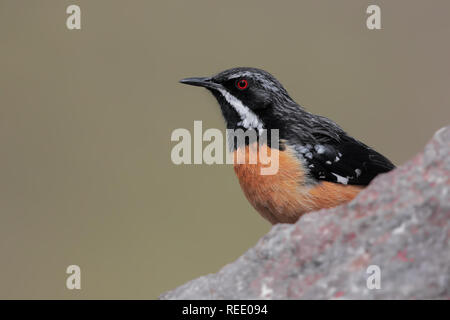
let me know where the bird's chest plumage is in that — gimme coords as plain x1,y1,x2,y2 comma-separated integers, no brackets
233,143,362,224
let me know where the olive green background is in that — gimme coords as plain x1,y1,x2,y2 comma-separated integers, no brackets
0,0,449,299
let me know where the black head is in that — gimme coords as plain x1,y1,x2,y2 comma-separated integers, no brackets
180,67,296,132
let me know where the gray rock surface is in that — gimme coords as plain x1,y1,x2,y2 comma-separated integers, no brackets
161,127,450,299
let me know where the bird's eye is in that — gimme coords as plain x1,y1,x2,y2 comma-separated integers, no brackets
236,79,249,90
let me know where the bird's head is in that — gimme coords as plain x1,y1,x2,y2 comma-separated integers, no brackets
180,67,296,133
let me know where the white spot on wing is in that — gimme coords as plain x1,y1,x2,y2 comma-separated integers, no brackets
332,173,349,185
297,146,310,153
314,145,326,154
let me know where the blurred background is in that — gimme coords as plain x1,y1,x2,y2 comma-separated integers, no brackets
0,0,449,299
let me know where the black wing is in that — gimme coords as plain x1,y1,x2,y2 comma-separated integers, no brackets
292,136,395,186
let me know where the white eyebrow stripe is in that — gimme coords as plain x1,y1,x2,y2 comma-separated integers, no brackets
228,72,254,79
217,88,263,132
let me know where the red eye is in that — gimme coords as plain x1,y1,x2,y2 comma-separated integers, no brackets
236,79,248,90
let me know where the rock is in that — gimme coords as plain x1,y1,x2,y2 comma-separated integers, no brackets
160,127,450,299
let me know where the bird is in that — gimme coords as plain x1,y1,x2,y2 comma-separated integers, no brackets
180,67,395,224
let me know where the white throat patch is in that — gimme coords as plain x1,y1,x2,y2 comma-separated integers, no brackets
217,88,264,132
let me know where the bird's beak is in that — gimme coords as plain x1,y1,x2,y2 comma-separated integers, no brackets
179,77,221,90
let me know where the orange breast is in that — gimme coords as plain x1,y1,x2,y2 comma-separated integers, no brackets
233,143,362,224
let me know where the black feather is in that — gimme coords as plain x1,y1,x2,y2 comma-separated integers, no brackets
291,135,395,186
